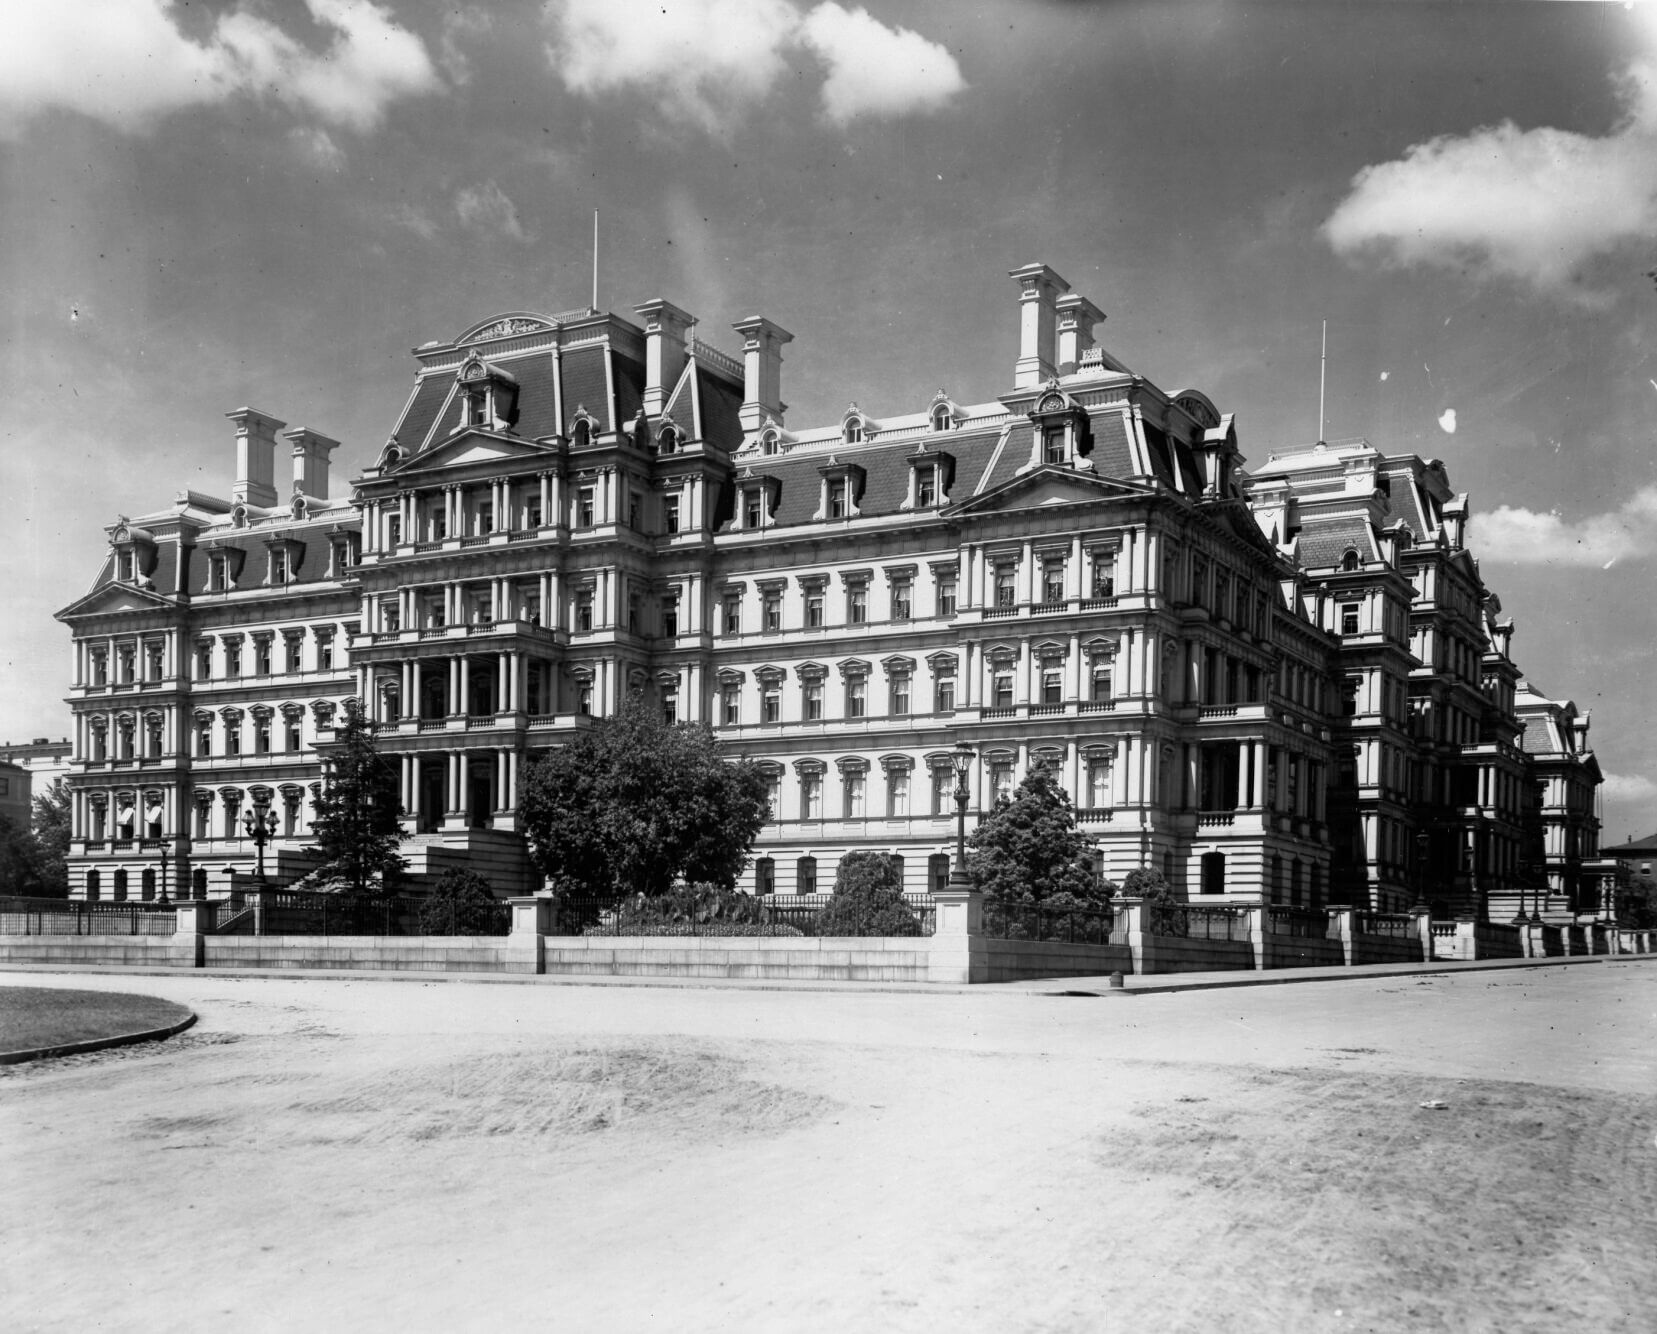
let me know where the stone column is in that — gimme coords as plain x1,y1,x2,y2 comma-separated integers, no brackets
459,656,472,717
506,896,552,974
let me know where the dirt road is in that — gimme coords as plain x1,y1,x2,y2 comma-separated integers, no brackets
3,964,1653,1332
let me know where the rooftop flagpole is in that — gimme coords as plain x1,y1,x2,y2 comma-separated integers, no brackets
591,210,599,314
1319,319,1327,443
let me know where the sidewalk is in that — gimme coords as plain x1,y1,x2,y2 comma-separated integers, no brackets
1,950,1646,997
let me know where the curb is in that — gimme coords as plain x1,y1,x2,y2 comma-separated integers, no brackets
0,1009,198,1066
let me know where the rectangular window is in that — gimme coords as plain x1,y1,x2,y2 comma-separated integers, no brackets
848,586,867,625
991,761,1014,804
755,857,775,895
526,502,542,530
762,590,781,631
145,644,164,680
745,494,762,529
801,776,822,822
664,495,680,534
937,577,957,617
284,638,302,672
92,651,109,686
805,591,825,628
1041,668,1062,704
577,683,593,716
763,775,780,822
317,636,334,671
847,678,866,718
386,514,402,546
762,685,780,723
577,487,595,528
629,493,641,529
891,579,912,621
1091,554,1116,598
286,720,301,752
432,511,448,541
196,724,211,758
804,682,823,721
226,724,241,757
917,468,936,508
575,591,594,633
843,772,865,819
225,641,242,677
256,721,271,754
891,676,911,716
828,480,847,519
1041,564,1065,605
931,767,951,815
722,596,742,636
1088,760,1112,809
1043,423,1066,464
271,549,288,584
662,686,678,725
887,769,909,817
1092,668,1113,702
797,854,817,893
662,597,679,638
935,674,955,713
119,551,136,582
1341,603,1361,636
255,640,272,675
993,673,1014,708
722,686,741,726
479,503,494,535
382,602,401,634
995,568,1016,608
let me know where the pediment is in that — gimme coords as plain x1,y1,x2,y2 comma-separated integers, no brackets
946,466,1151,518
57,582,177,621
391,431,553,475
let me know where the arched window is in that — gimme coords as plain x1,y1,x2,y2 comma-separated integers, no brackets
658,426,679,455
1340,549,1360,572
931,404,951,432
141,868,157,901
754,857,775,896
761,429,779,456
1200,851,1226,896
192,868,208,899
86,870,102,902
796,855,817,896
570,417,591,448
928,853,951,894
113,869,129,902
843,416,864,445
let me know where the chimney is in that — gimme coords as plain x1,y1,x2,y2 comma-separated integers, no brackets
283,427,340,501
634,298,694,415
226,408,285,508
1054,292,1104,373
732,316,794,431
1010,263,1070,388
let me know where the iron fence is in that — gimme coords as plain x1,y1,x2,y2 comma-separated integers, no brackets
1150,904,1251,942
551,893,935,938
0,896,178,937
1356,912,1415,938
1266,906,1332,939
222,889,512,937
979,898,1121,945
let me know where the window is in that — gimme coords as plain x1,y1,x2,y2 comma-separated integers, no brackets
226,721,241,756
119,551,136,582
659,427,679,455
117,645,135,683
800,775,822,821
113,869,128,901
990,760,1015,805
762,589,782,631
761,683,781,724
664,494,681,534
1340,602,1360,636
1092,666,1113,702
478,503,495,535
382,602,401,634
762,772,780,821
934,673,956,713
754,857,775,895
891,578,912,621
575,590,594,633
628,493,641,529
992,672,1014,709
225,640,242,677
929,853,950,894
577,682,593,715
316,634,334,671
1342,678,1360,717
828,480,848,518
145,643,164,681
745,494,762,529
846,678,866,718
1041,564,1065,605
285,637,302,672
938,576,957,616
662,596,679,639
577,487,595,528
722,684,741,726
92,725,108,761
722,595,742,636
887,768,910,817
994,567,1016,608
1091,553,1116,598
805,590,825,628
844,418,864,445
145,715,163,758
254,638,272,676
804,681,824,721
255,717,272,754
917,468,937,507
271,548,288,584
890,675,911,717
1043,422,1066,464
796,855,817,893
526,501,543,529
848,586,867,625
843,770,866,818
432,511,448,541
931,765,952,815
197,720,214,757
91,649,108,686
1088,758,1112,809
223,796,241,839
761,430,779,456
1201,851,1226,896
931,404,951,432
194,801,210,839
386,514,402,546
1041,668,1062,705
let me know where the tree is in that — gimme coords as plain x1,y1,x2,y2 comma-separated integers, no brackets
519,694,770,903
1121,867,1183,933
1613,865,1657,928
308,700,407,897
0,811,43,896
966,762,1105,907
817,852,923,936
416,868,505,935
30,779,71,898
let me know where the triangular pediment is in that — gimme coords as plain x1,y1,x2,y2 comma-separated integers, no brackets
946,466,1152,518
57,582,178,621
1198,497,1281,558
392,430,554,476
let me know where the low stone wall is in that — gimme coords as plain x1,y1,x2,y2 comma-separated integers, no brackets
1350,932,1425,966
0,937,193,969
541,936,940,983
1258,933,1345,970
202,936,522,973
979,938,1131,983
1131,934,1256,974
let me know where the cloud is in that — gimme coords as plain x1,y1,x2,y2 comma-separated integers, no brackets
289,126,346,172
798,4,966,125
0,0,441,138
1323,61,1657,301
1471,486,1657,567
438,6,494,87
456,181,531,241
543,0,965,135
385,204,441,240
1601,773,1657,805
1437,409,1457,434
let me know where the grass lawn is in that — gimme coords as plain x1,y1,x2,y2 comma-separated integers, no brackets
0,988,192,1054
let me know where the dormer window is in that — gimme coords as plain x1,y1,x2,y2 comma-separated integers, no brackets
110,523,157,587
828,480,847,518
931,403,952,432
761,429,780,456
905,448,955,510
118,551,136,582
745,494,761,528
659,426,679,455
268,545,290,586
1341,548,1361,572
456,354,520,432
817,460,865,522
735,472,781,531
1027,390,1092,470
843,415,865,445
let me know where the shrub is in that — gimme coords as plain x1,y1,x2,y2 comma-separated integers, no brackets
416,868,505,935
816,853,923,937
578,882,805,935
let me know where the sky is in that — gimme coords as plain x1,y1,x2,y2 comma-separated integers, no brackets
3,0,1656,838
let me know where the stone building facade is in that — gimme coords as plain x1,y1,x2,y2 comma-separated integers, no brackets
56,263,1605,918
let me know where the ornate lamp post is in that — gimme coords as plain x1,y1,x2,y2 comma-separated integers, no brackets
949,740,975,889
156,839,171,904
1411,830,1431,915
242,794,279,883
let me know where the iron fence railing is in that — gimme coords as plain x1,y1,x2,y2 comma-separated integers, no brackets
1266,906,1332,939
225,890,512,937
1150,904,1251,942
550,893,936,938
1355,912,1415,938
979,898,1121,945
0,896,178,936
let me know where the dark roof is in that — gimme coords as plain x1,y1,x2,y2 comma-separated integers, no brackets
394,376,452,452
698,368,743,447
509,352,563,440
562,346,609,431
1090,412,1137,480
1297,519,1373,570
1602,832,1657,856
611,350,645,431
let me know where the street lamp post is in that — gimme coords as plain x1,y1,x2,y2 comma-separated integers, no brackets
1411,830,1431,915
156,840,171,904
242,795,279,883
949,740,975,889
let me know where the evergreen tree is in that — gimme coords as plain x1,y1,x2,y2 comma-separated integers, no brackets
30,779,71,898
416,868,504,935
0,811,43,896
308,700,407,896
520,693,770,903
816,852,923,936
966,762,1105,907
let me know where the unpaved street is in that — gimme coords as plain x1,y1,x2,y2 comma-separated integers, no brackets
3,963,1654,1332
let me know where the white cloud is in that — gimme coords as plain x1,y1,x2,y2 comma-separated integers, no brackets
438,6,494,87
0,0,441,138
385,203,441,240
543,0,965,134
1323,61,1657,301
1471,486,1657,567
289,126,346,172
798,3,965,125
456,181,531,242
1601,773,1657,805
1437,408,1457,434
